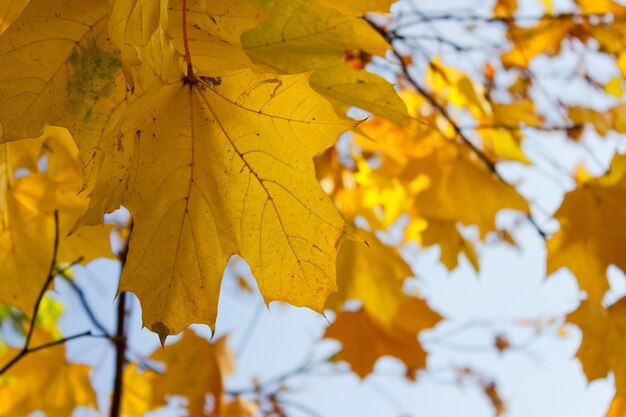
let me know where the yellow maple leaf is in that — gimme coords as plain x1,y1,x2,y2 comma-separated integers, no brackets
425,61,488,118
414,219,480,271
325,232,414,325
402,139,529,238
548,154,626,304
242,0,388,73
325,298,441,378
480,129,530,164
575,0,611,13
568,299,626,392
568,106,612,137
151,330,234,416
0,333,97,417
87,29,350,336
493,0,517,16
350,100,527,269
109,0,168,88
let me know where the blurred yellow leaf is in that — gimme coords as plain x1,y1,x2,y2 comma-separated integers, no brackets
326,232,414,325
548,154,626,303
0,333,96,417
325,298,441,378
568,299,626,391
151,331,234,416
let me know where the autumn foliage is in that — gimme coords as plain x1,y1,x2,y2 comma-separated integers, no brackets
1,0,626,416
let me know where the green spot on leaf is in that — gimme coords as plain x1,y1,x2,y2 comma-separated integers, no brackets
66,40,122,122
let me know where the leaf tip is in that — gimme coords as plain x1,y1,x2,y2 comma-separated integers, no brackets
151,322,170,348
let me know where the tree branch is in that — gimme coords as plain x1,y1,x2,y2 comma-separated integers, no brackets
365,18,547,239
109,223,132,417
109,292,127,417
0,211,63,375
0,331,101,374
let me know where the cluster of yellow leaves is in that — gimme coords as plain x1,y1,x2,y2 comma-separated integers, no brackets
316,88,529,273
497,0,626,96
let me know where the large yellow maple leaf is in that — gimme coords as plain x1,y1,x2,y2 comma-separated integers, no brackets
95,30,350,336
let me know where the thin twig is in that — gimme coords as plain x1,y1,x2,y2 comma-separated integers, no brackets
228,352,336,396
60,275,112,337
275,397,324,417
0,331,100,374
235,300,265,358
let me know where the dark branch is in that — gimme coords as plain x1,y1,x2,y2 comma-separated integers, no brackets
365,18,548,239
109,222,132,417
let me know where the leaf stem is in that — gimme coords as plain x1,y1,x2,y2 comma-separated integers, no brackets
182,0,196,84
